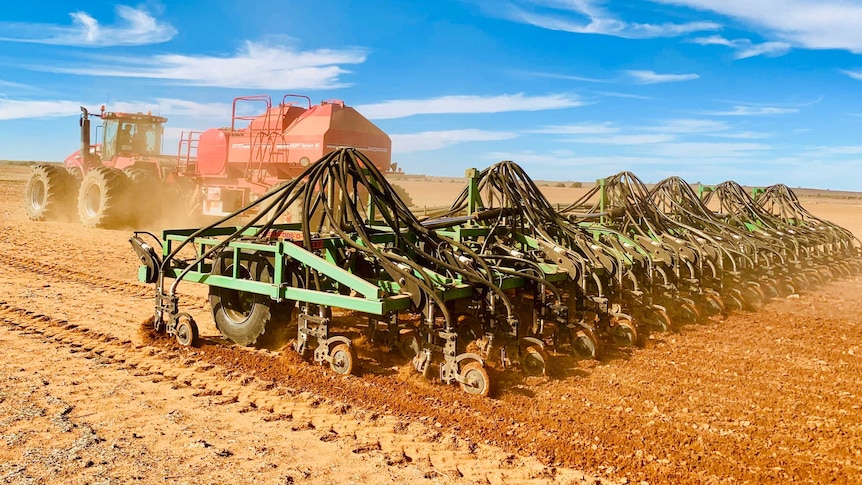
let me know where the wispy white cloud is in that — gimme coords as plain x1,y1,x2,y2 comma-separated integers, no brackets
689,35,791,59
804,145,862,156
391,129,517,153
496,0,720,39
0,97,233,121
708,105,799,116
107,98,232,118
655,0,862,53
356,93,584,120
642,118,728,133
513,70,609,83
0,5,175,46
0,99,82,120
0,79,34,90
640,119,776,140
626,70,700,84
576,134,675,145
710,131,774,140
535,118,775,148
841,69,862,82
529,122,619,135
594,91,653,100
31,41,366,90
644,141,771,157
484,150,673,168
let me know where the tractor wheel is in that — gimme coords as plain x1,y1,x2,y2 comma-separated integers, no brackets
24,165,76,221
77,166,131,228
124,167,162,226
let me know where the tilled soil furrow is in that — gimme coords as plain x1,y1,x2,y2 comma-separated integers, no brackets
0,253,153,299
0,300,592,484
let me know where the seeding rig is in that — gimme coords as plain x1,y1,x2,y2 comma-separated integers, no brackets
24,94,397,228
131,150,861,397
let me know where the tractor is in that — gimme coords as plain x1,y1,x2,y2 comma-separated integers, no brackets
24,106,176,227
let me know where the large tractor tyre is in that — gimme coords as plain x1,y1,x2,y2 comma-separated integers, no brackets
209,251,292,348
124,167,162,226
24,165,76,221
77,167,131,228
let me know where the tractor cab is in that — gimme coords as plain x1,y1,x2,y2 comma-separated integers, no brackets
99,111,167,161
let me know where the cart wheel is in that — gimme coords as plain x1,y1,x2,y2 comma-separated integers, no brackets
329,343,356,375
611,319,637,347
520,346,546,376
459,361,490,397
572,328,597,360
175,316,198,347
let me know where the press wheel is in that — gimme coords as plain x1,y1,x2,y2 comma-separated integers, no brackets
459,361,490,397
520,345,546,376
329,343,356,375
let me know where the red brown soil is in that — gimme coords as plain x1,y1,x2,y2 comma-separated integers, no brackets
2,163,862,484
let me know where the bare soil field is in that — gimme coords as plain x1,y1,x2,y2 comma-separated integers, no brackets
2,163,862,484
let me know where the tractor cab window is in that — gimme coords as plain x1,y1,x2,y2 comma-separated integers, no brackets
103,120,119,161
132,123,161,155
107,120,162,157
117,123,135,153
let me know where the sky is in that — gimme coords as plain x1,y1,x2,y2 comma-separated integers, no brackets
1,1,862,190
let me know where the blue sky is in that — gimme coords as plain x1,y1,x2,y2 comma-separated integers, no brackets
2,1,862,190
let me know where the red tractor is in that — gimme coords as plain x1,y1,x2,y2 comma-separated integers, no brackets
24,94,396,228
24,106,176,227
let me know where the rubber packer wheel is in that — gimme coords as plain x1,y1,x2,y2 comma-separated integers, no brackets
329,343,356,375
459,361,490,397
209,251,278,346
572,328,597,360
724,293,744,313
704,294,725,316
611,319,637,347
398,331,420,360
679,302,700,323
520,345,546,376
24,164,76,221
